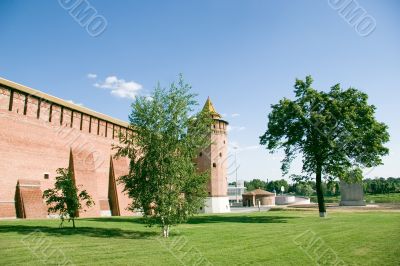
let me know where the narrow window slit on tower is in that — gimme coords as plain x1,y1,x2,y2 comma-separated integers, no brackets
105,122,108,138
97,120,100,135
23,94,28,115
60,106,64,125
80,113,83,130
89,116,92,133
37,98,41,119
49,104,53,122
9,89,14,111
70,111,73,128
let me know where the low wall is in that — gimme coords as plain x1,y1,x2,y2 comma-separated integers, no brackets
275,196,310,205
292,197,311,205
275,195,295,205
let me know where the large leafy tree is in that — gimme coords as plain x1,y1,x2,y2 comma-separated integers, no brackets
115,75,212,237
266,179,289,194
260,76,389,217
245,179,268,191
43,168,94,228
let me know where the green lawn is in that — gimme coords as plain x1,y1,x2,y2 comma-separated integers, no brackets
309,193,400,204
365,193,400,203
0,210,399,265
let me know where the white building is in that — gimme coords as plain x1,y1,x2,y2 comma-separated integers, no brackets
227,180,246,206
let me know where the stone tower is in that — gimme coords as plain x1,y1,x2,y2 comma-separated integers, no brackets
197,97,230,213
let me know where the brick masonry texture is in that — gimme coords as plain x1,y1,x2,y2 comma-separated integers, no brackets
0,84,131,218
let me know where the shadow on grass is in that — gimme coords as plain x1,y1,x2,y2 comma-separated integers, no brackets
85,214,298,225
187,215,297,224
0,225,158,239
85,217,146,224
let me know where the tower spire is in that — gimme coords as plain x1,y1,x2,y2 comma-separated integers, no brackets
202,96,221,119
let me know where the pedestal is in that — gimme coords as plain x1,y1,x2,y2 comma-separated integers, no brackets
201,196,231,213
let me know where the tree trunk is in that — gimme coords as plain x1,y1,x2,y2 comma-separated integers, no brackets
72,218,76,229
162,225,170,238
316,164,327,217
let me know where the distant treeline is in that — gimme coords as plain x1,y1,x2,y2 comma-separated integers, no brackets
236,177,400,197
363,178,400,194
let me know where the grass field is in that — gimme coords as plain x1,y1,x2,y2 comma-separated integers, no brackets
0,210,399,265
309,193,400,204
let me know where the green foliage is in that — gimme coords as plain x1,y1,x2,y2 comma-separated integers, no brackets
42,168,94,228
267,179,289,193
294,182,315,197
290,176,399,197
363,177,400,194
260,76,390,215
115,75,212,237
245,179,267,191
244,179,289,194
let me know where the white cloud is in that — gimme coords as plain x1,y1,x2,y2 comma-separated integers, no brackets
227,125,246,132
231,113,240,118
87,73,97,79
66,100,83,107
241,145,260,151
94,76,143,100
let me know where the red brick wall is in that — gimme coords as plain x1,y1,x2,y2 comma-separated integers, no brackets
69,148,101,217
112,157,131,216
82,114,90,132
0,85,133,219
16,179,47,219
0,202,16,218
11,91,25,115
72,111,81,130
39,100,51,122
51,105,61,126
26,96,38,118
0,87,10,110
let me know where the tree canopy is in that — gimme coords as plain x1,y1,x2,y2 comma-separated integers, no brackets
260,76,389,216
115,75,212,237
42,168,94,228
244,179,289,194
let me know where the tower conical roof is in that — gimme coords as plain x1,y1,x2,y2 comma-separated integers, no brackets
202,96,221,119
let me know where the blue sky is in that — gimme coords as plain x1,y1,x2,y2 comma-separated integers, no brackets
1,0,399,181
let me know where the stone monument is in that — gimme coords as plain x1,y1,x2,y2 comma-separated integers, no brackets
339,180,366,206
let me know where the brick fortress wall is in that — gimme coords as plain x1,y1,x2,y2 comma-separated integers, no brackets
0,79,131,219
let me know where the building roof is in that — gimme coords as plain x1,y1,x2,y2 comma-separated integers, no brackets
242,188,275,196
0,77,129,128
202,96,222,119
